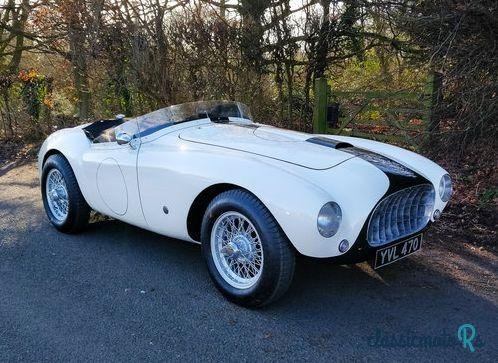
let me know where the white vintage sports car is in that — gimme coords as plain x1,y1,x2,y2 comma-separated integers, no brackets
38,101,452,307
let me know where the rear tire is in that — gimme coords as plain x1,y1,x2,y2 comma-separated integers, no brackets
41,154,91,233
201,189,295,308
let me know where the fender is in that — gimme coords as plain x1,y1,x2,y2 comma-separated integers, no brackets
38,126,93,203
320,135,447,183
137,134,388,258
137,134,331,244
320,135,450,209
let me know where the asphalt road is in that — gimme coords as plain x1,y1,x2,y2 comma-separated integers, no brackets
1,161,497,362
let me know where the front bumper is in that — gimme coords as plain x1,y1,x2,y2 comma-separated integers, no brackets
326,222,432,265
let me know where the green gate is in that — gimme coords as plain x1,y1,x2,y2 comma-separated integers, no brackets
312,73,442,148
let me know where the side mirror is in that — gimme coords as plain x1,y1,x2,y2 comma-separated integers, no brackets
116,131,132,145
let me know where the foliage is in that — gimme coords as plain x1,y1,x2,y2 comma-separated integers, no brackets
401,0,498,156
18,69,52,120
479,188,498,205
0,0,495,160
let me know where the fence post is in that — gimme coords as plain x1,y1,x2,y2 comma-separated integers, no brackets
313,77,328,134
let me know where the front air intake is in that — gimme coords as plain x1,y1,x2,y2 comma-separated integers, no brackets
367,184,435,247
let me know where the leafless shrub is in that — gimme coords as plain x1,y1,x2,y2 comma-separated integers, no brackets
402,0,498,156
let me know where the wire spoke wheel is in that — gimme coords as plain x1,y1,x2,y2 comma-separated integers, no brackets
211,211,264,289
45,169,69,222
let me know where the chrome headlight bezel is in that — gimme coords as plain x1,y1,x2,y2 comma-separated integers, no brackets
317,202,342,238
439,174,452,202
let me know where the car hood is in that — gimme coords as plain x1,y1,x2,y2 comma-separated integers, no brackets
178,123,354,170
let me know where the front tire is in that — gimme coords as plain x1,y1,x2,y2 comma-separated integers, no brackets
41,154,91,233
201,189,295,308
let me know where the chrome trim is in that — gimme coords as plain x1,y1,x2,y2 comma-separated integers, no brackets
211,211,264,289
367,184,435,247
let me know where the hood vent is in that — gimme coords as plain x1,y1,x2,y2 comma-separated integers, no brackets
306,137,353,149
306,137,416,178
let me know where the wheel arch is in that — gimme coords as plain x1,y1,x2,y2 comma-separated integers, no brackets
42,148,64,166
40,148,78,184
186,183,294,247
187,183,243,242
39,146,93,212
40,147,91,233
38,128,90,178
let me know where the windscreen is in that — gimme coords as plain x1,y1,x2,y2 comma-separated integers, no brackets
115,100,252,139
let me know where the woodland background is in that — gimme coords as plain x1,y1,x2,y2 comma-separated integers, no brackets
0,0,496,229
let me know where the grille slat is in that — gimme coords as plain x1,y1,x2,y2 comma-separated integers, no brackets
396,192,405,236
367,184,435,247
405,188,417,232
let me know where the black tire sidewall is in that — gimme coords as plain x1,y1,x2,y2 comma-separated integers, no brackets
41,155,85,232
201,190,290,307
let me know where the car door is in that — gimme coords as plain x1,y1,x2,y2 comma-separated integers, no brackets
80,120,147,228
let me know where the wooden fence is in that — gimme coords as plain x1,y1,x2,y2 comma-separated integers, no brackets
312,73,442,148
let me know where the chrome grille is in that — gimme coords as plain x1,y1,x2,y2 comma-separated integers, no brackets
367,184,435,247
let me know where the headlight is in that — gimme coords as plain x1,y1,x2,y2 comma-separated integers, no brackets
439,174,452,202
317,202,342,237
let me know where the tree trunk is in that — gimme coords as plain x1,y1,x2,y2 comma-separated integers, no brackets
219,0,227,20
7,0,30,75
2,88,14,138
313,0,331,80
62,0,92,120
68,27,91,119
303,65,313,123
284,59,294,127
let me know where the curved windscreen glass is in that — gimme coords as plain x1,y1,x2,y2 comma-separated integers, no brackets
116,100,252,138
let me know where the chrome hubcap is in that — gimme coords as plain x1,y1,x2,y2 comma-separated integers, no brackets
211,211,264,289
46,169,69,222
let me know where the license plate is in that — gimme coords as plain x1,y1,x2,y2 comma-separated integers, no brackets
373,234,422,269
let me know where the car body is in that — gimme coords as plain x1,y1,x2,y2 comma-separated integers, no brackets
38,101,452,306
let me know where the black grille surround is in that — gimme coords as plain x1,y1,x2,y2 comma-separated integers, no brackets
305,137,435,263
367,184,435,247
326,183,434,265
338,172,432,264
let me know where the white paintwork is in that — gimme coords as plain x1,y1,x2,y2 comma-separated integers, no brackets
321,134,449,218
96,158,128,215
178,123,354,169
38,118,450,258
